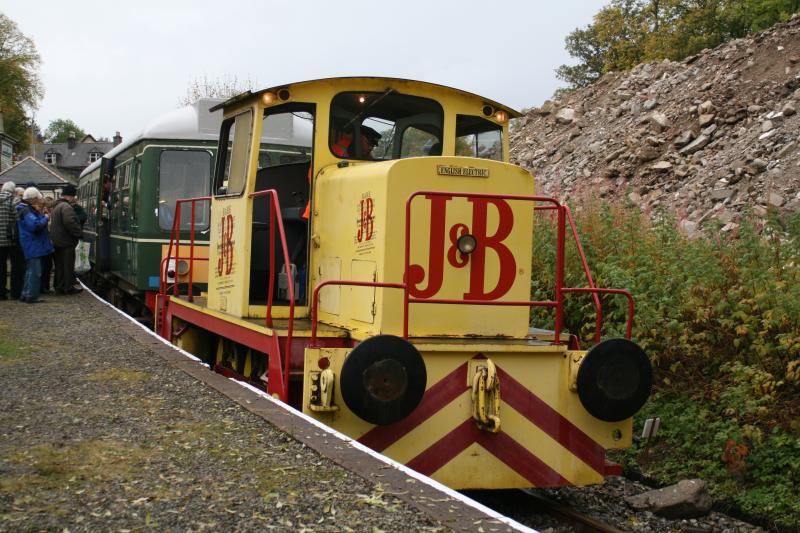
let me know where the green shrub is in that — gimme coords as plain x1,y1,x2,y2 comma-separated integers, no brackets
530,199,800,528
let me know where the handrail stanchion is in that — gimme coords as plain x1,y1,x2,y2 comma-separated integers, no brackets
188,200,196,301
248,189,297,398
554,205,566,344
564,206,603,343
173,202,182,297
269,191,295,395
266,197,275,327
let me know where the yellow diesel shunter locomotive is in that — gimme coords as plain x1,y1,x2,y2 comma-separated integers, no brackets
157,77,652,490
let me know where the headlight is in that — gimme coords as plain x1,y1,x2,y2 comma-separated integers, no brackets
457,234,477,254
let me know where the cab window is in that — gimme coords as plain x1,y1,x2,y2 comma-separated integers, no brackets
257,110,313,168
158,150,212,231
214,110,253,196
455,115,503,161
401,126,440,157
330,91,443,161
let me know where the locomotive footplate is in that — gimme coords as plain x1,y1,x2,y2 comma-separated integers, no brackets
303,339,637,490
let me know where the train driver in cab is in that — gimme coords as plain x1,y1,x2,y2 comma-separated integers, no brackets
331,125,381,159
305,125,381,222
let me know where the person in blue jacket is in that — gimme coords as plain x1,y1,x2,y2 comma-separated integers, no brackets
16,187,54,303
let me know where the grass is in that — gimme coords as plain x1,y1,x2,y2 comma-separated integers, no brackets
0,325,28,365
1,439,150,493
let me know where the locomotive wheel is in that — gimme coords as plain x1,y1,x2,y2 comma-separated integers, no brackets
576,338,652,422
340,335,426,426
214,338,266,381
234,343,249,375
216,338,235,369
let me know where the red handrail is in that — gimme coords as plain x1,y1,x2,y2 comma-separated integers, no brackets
162,196,211,301
564,206,604,342
159,190,297,396
309,190,635,346
159,196,212,336
249,189,296,396
311,280,405,344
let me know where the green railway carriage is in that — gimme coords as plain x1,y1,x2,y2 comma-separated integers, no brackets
78,98,313,318
77,99,223,316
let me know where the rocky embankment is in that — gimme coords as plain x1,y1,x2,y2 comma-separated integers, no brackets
511,15,800,235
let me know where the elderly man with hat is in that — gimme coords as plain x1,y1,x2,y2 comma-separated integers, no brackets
50,185,84,295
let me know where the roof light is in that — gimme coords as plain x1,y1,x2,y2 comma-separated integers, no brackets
495,111,508,123
262,92,276,105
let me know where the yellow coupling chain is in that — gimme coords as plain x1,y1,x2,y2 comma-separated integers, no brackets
471,358,501,433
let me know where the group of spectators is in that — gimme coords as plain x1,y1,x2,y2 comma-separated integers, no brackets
0,181,86,303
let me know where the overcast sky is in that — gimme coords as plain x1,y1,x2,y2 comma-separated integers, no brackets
4,0,608,141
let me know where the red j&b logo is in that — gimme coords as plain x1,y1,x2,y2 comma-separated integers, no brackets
216,213,234,277
408,195,516,301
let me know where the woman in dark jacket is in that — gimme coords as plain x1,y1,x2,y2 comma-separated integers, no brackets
16,188,54,303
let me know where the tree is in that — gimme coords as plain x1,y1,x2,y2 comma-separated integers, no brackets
43,118,86,144
556,24,607,88
179,74,257,106
556,0,800,90
0,13,43,151
557,0,649,88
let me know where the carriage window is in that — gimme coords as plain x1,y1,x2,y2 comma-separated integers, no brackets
330,91,443,161
214,110,253,196
158,150,212,231
110,163,131,232
455,115,503,161
130,159,140,227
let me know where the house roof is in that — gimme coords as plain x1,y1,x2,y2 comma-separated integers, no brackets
30,139,114,169
0,156,74,187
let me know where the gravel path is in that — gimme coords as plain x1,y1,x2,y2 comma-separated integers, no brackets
0,292,469,532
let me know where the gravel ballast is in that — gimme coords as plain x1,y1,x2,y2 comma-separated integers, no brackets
0,292,522,532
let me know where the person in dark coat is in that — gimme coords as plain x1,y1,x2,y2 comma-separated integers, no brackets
49,185,83,295
16,187,54,303
0,181,20,299
8,187,26,297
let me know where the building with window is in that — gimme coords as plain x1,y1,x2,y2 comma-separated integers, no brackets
0,156,74,198
0,113,16,173
29,131,122,180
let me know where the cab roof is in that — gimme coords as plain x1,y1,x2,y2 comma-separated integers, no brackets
210,76,522,118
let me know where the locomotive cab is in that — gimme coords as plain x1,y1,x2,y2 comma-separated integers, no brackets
159,77,652,491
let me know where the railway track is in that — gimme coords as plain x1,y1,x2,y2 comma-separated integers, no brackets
466,488,625,533
520,489,625,532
